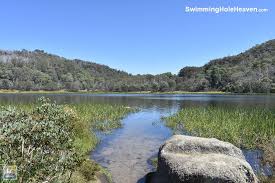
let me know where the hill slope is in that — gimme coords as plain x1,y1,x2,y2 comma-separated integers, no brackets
0,49,176,91
178,39,275,93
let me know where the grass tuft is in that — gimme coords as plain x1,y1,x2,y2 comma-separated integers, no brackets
164,106,275,149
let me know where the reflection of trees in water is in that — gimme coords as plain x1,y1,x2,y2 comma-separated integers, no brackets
0,94,181,108
0,94,274,110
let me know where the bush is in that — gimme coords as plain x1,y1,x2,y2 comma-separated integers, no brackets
0,98,83,182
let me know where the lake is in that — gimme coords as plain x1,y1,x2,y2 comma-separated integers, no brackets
0,93,274,183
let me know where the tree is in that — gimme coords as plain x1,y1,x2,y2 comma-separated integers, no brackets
178,67,201,78
66,81,81,92
206,66,224,89
159,81,169,92
0,79,13,89
168,80,176,90
152,82,159,92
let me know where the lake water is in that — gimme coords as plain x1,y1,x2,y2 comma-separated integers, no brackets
0,93,274,183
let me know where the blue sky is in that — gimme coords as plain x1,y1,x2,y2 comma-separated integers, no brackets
0,0,274,74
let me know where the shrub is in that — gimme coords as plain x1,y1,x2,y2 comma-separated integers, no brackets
0,98,83,182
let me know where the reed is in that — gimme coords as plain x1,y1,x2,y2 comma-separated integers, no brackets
164,106,275,149
69,103,134,153
71,103,134,132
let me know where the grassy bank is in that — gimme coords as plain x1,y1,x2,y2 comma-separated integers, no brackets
163,107,275,168
0,99,134,183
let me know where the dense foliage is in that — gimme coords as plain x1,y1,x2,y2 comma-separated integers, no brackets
0,49,177,92
0,98,82,182
0,39,274,93
178,40,275,93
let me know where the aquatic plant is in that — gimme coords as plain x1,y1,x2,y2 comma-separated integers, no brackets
71,103,134,132
164,106,275,149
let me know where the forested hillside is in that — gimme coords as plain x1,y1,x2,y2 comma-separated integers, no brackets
178,39,275,93
0,39,274,93
0,49,177,91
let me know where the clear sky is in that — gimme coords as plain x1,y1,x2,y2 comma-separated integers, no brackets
0,0,274,74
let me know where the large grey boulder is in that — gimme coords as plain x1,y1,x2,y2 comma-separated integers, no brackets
152,135,258,183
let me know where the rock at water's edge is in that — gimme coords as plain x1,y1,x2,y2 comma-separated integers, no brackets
151,135,258,183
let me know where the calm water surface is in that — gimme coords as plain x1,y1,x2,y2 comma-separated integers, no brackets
0,93,274,182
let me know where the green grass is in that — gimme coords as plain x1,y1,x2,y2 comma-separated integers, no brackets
164,106,275,149
68,103,134,153
71,103,134,132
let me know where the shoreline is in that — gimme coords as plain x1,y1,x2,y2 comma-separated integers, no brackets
0,90,273,95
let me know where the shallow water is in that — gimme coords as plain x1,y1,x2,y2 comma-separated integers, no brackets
243,149,273,177
92,109,173,183
0,93,274,182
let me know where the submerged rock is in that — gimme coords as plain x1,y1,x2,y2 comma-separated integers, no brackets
151,135,258,183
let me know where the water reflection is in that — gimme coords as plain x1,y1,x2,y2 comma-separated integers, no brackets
0,93,275,109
